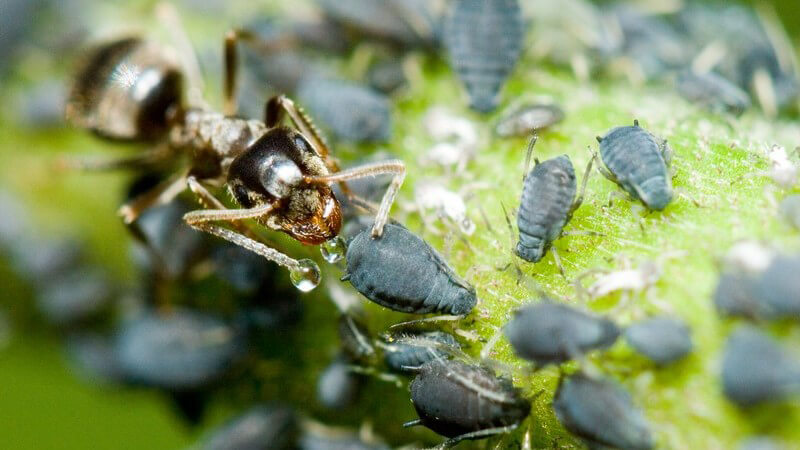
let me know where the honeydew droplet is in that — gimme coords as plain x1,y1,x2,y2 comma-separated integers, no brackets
321,236,347,263
290,259,321,292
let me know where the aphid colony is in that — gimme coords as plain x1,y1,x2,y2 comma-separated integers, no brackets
1,0,795,447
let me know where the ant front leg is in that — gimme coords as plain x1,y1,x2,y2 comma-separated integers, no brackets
304,161,406,238
118,170,189,224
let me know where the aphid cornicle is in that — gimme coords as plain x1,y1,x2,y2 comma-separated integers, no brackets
343,223,477,315
443,0,524,112
65,29,406,292
515,137,595,271
553,372,654,450
503,300,620,365
406,359,531,445
596,120,674,211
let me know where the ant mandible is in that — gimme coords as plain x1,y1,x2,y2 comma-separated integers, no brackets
64,5,405,291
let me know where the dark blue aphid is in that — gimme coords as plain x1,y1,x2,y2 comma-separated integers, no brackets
296,76,391,142
300,427,389,450
624,317,693,365
65,333,122,384
516,148,593,268
750,255,800,318
553,372,654,450
317,354,363,409
115,309,244,391
383,330,460,373
201,405,298,450
344,223,477,315
722,327,800,407
504,301,620,365
443,0,524,112
713,272,764,319
407,359,531,445
37,267,112,326
597,121,673,211
676,70,751,116
316,0,438,48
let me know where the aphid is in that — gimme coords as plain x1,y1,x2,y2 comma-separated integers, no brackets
338,313,376,363
200,405,299,450
553,372,654,450
712,272,764,319
316,0,439,48
343,223,477,315
722,327,800,407
515,137,595,272
504,300,620,365
37,266,113,327
17,80,67,128
406,359,531,446
721,240,775,274
382,330,461,373
624,317,693,365
317,354,364,409
300,423,390,450
494,103,565,137
296,76,391,142
676,70,751,116
596,120,673,211
443,0,524,112
66,33,406,292
579,257,667,303
749,255,800,318
115,309,244,391
211,242,275,295
779,195,800,230
367,59,407,94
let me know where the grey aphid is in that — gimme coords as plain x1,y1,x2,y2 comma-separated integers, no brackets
553,372,654,450
296,76,391,142
503,301,620,365
597,120,674,211
37,267,112,327
624,317,693,365
344,223,477,315
408,359,531,444
494,103,564,137
713,272,764,319
515,152,592,265
65,333,122,384
383,330,461,373
780,195,800,230
750,255,800,318
676,70,751,116
115,309,244,391
201,405,298,450
300,427,389,450
722,327,800,407
443,0,524,112
317,354,363,409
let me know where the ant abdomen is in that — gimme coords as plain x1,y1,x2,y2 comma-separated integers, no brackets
66,37,184,141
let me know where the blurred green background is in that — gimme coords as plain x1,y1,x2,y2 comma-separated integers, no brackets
1,0,800,449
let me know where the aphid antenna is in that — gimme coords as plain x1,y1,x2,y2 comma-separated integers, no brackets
522,132,539,181
402,419,423,428
345,365,404,388
690,41,727,75
498,201,527,284
434,424,522,449
388,315,465,330
479,326,504,361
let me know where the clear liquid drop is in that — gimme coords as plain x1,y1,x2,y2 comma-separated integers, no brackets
290,259,321,292
321,236,347,263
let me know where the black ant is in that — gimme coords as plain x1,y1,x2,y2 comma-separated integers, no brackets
63,6,405,291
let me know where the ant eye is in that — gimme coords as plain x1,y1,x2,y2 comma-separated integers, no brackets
258,154,302,199
293,134,313,154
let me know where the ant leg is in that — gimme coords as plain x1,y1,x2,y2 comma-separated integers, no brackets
304,161,406,238
223,30,295,116
56,145,172,172
183,204,303,271
265,95,331,160
118,171,188,224
155,3,207,109
185,176,265,239
568,152,596,216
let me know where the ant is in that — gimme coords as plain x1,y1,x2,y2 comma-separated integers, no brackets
63,5,405,291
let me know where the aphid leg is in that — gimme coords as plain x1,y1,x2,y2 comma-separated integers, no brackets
605,190,628,208
402,419,423,428
480,326,504,360
388,315,465,330
55,144,173,172
155,3,207,109
118,170,188,224
522,133,539,181
435,425,520,449
345,365,404,388
550,246,567,278
752,67,778,118
567,153,597,218
183,204,303,271
304,161,406,238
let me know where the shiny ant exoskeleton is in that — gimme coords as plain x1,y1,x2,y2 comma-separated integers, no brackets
64,9,405,292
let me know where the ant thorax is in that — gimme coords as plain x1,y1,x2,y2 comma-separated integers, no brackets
169,108,269,176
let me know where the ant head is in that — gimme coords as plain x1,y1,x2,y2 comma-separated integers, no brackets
66,37,184,141
227,127,342,245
